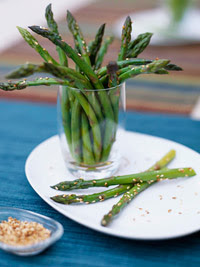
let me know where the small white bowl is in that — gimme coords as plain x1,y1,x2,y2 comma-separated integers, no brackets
0,207,64,256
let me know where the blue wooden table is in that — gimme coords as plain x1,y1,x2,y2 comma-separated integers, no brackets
0,100,200,267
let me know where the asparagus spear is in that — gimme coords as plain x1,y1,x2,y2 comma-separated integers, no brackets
107,61,120,123
51,167,195,191
81,111,96,165
97,59,182,77
61,87,73,155
126,32,153,58
95,36,114,70
51,150,176,204
101,151,187,226
97,59,152,77
71,99,82,163
67,10,91,66
51,185,131,204
0,78,71,91
45,4,68,67
70,89,102,162
118,16,132,61
88,23,105,66
119,59,170,83
43,62,93,89
101,181,150,226
17,27,58,66
6,63,46,79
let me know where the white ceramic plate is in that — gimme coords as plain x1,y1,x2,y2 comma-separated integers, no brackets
25,131,200,240
113,9,200,45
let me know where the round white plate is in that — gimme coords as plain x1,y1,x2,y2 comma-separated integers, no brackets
113,9,200,45
25,131,200,240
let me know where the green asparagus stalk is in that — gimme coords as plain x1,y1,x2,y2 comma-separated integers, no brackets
45,4,68,67
69,89,102,162
51,167,195,191
0,77,71,91
118,16,132,61
126,32,153,58
97,59,152,77
43,62,93,89
51,185,131,204
67,10,91,66
119,59,170,83
101,150,181,226
61,87,73,155
88,23,105,66
107,61,120,124
6,63,46,79
51,150,176,204
81,111,96,165
95,36,114,70
101,181,150,226
97,59,182,77
17,27,59,66
71,99,82,163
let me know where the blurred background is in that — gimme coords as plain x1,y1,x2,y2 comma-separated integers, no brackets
0,0,200,118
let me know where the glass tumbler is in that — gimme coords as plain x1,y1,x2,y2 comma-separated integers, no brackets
57,82,126,179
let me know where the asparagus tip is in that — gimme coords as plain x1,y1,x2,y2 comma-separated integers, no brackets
107,61,118,74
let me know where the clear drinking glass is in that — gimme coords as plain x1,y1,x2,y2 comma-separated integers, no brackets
57,82,126,179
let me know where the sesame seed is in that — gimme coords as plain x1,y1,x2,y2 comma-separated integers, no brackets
102,220,106,225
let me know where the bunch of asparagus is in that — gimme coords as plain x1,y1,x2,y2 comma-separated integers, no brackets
50,150,196,226
0,4,182,166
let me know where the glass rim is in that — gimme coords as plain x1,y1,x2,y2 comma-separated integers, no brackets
59,81,125,92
